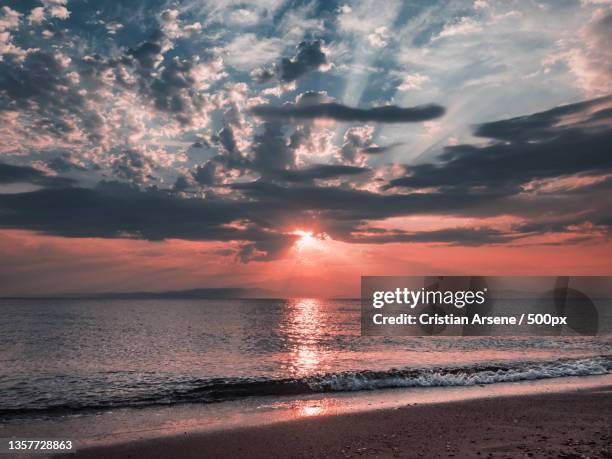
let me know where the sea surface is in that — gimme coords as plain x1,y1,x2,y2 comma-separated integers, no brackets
1,298,610,420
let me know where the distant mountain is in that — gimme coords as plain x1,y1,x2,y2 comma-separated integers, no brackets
91,287,274,299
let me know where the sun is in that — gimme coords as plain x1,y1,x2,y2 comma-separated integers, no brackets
293,230,316,251
292,229,332,252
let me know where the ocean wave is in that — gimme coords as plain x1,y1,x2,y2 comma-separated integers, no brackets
1,355,610,419
310,356,610,391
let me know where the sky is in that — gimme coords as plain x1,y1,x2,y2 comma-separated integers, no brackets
0,0,611,297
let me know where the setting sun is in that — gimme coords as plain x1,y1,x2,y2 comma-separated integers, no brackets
293,230,330,252
293,230,316,251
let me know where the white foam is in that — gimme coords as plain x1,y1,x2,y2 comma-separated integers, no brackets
311,357,609,391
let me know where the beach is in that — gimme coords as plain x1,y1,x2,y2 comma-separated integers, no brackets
1,298,610,458
66,385,611,459
3,0,612,455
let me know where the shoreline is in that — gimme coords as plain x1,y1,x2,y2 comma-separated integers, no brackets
63,382,611,458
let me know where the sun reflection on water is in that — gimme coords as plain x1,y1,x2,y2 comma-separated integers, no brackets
286,298,325,376
298,403,325,417
265,397,339,420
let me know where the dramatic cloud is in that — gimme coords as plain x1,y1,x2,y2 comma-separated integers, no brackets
125,30,221,126
192,162,218,186
341,126,376,164
47,153,86,173
0,162,75,188
256,40,328,83
2,95,611,263
277,164,369,182
0,0,610,293
251,102,445,123
0,181,247,240
0,51,98,140
111,150,157,184
388,96,612,193
278,40,327,82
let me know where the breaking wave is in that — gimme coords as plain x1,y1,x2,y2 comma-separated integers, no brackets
1,355,609,419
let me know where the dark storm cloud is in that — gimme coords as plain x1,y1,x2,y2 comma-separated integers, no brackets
214,126,238,155
277,164,370,182
362,143,401,155
172,174,192,192
251,102,445,123
0,160,513,250
388,96,612,191
255,40,328,84
278,40,327,82
0,171,608,260
0,180,303,262
229,179,501,222
0,181,247,240
192,161,218,186
0,163,75,188
473,94,612,143
229,175,611,229
128,30,166,71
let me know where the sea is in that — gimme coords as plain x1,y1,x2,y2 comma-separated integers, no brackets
1,297,610,424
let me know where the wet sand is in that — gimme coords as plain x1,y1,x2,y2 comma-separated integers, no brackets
67,386,611,459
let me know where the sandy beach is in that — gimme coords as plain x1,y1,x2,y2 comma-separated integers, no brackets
66,386,611,459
